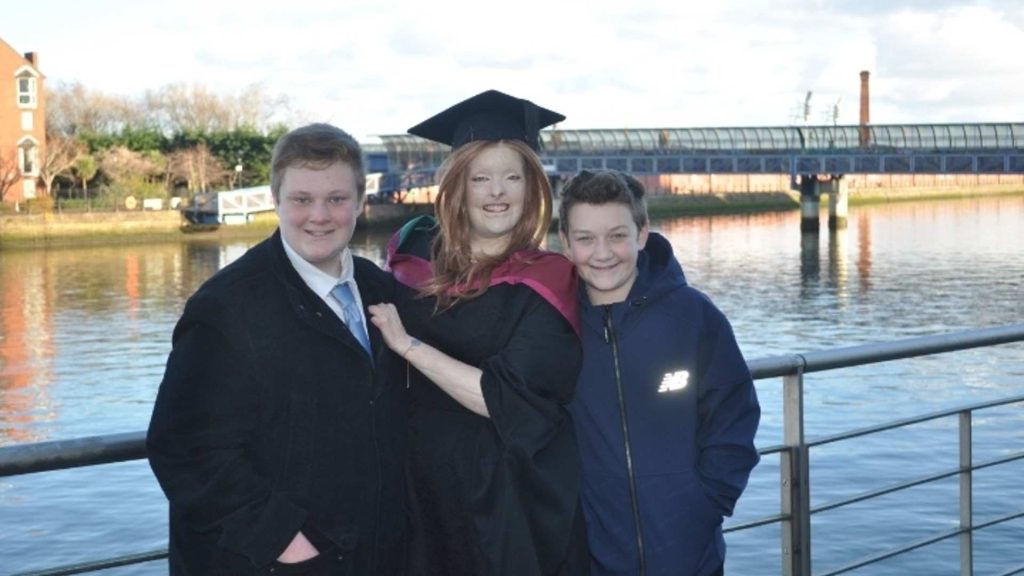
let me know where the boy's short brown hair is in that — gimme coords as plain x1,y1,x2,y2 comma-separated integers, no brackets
558,169,648,233
270,123,365,200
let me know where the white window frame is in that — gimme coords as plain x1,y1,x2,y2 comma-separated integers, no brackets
18,137,40,177
14,66,39,109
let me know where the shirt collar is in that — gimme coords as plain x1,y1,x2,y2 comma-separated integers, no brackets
280,235,355,299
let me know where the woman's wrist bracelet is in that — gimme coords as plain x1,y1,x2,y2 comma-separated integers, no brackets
402,337,421,359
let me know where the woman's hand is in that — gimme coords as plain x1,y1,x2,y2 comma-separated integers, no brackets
368,303,415,357
369,302,488,416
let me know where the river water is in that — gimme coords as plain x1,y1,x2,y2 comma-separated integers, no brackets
1,196,1022,575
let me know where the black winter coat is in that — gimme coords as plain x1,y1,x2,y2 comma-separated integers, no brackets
147,231,406,575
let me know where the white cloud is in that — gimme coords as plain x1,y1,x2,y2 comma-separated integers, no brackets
4,0,1022,139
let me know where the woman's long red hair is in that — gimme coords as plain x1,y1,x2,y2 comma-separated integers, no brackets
421,139,552,308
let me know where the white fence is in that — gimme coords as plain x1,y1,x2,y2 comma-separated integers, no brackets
216,186,275,225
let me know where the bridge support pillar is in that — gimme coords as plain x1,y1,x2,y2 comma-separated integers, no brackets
550,174,565,200
799,176,820,233
828,176,849,230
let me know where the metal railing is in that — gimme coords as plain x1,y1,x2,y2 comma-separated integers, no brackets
2,324,1023,576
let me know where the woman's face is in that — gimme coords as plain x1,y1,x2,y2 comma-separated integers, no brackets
464,143,527,256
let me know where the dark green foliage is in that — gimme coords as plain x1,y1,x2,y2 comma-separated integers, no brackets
67,126,284,197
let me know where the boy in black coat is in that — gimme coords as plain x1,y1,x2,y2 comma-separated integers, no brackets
147,124,406,575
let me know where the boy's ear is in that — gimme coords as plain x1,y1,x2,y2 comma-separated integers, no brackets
558,230,571,257
638,224,650,247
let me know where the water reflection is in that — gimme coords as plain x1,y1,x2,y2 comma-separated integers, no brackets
0,241,253,443
796,219,855,305
800,231,820,291
827,227,848,302
0,233,407,445
0,252,55,444
2,197,1022,446
857,214,873,293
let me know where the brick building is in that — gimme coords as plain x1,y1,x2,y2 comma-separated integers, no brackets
0,37,45,205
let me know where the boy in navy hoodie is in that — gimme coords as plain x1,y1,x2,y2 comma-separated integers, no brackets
558,169,761,576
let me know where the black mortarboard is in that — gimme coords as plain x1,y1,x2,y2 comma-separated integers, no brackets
407,89,565,151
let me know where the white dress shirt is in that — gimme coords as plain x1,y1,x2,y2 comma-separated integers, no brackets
280,237,369,332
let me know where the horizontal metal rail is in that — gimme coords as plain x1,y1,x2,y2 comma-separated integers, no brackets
2,323,1023,576
0,431,146,477
746,322,1024,377
820,509,1024,576
723,511,790,533
812,449,1024,514
15,549,168,576
821,524,964,576
810,394,1024,447
996,562,1024,576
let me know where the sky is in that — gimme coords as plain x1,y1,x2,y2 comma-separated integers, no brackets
4,0,1023,141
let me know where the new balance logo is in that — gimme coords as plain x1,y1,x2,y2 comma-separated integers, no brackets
658,370,689,393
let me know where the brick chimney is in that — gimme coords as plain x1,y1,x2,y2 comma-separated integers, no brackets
859,70,871,147
24,52,39,68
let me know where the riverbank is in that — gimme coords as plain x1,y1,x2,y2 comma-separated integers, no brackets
634,184,1024,219
0,211,274,249
2,186,1021,249
847,183,1024,206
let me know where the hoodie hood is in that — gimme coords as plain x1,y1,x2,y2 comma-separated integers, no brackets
577,231,689,332
630,232,688,302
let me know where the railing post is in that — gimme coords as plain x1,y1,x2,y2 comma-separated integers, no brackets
781,364,812,576
960,410,973,575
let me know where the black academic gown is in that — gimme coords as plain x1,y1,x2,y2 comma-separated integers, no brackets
392,225,588,576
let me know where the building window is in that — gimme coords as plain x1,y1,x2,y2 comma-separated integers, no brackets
21,111,33,130
19,140,38,176
17,75,37,108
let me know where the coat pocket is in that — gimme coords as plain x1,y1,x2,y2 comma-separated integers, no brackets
267,542,352,576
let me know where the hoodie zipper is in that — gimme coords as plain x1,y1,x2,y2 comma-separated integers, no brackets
603,305,647,576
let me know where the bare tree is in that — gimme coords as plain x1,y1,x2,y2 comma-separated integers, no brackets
146,82,289,133
147,83,222,133
0,149,21,203
233,83,291,129
39,134,84,196
97,146,168,204
167,144,229,193
46,81,143,136
47,80,291,138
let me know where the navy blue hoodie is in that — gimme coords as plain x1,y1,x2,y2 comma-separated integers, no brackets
569,232,760,576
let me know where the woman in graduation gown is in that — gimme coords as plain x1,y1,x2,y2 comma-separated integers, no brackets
368,90,589,576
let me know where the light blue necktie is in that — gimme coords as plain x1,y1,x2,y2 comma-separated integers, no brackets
331,282,371,356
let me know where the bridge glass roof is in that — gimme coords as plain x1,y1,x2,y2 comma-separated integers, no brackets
373,123,1023,171
542,124,1023,153
375,135,450,172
